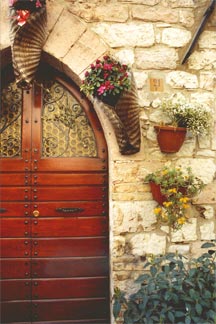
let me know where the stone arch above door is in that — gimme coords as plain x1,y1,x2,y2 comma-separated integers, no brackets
1,1,108,84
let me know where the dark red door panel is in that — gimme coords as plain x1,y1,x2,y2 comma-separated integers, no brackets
34,201,106,217
32,277,109,299
33,186,106,201
0,202,31,217
35,172,107,186
0,259,31,279
0,239,31,257
0,173,29,186
0,187,31,201
31,217,108,237
31,237,108,257
30,299,109,321
31,257,109,278
0,219,31,238
1,301,31,323
0,280,31,301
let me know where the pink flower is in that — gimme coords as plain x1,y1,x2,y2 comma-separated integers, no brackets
103,63,113,71
36,0,42,8
9,0,16,6
97,85,106,95
16,10,30,26
84,71,89,77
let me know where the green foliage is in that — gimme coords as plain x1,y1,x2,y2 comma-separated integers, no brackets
113,242,216,324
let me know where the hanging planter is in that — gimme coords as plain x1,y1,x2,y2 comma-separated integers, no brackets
154,125,187,153
153,94,212,153
100,92,122,107
149,181,166,205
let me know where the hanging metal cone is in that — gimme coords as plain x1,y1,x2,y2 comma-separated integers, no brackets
9,1,47,89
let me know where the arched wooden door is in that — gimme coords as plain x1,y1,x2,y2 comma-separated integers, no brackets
0,65,110,324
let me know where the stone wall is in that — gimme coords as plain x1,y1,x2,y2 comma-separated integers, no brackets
1,0,216,323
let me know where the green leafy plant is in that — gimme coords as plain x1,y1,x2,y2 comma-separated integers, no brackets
145,166,205,230
113,242,216,324
159,94,212,136
80,55,131,101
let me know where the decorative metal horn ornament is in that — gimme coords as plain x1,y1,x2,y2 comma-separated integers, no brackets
9,0,47,89
98,74,141,155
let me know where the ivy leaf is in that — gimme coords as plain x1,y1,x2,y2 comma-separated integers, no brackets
201,242,215,248
113,300,121,319
195,303,202,316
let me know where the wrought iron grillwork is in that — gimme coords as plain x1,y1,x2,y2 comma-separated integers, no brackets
0,82,22,158
42,81,97,158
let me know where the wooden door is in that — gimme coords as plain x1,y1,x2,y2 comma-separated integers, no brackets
0,66,110,324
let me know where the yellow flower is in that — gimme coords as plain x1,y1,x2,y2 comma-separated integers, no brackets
161,212,168,221
162,170,168,175
179,197,190,203
154,207,162,215
182,203,190,209
163,201,173,207
177,217,186,225
168,188,177,194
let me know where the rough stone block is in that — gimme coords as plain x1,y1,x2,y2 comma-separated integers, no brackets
198,31,216,49
63,29,107,76
166,71,198,89
130,232,167,255
93,22,155,47
44,9,86,58
188,50,216,70
135,47,178,69
132,5,179,24
200,221,216,240
171,218,197,242
162,28,191,47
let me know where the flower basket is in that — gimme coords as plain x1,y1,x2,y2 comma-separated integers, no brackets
80,55,131,107
154,125,187,153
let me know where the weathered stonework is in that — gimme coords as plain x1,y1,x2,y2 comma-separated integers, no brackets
1,0,215,323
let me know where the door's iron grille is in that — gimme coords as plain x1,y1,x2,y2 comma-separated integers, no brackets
0,82,22,158
42,81,97,158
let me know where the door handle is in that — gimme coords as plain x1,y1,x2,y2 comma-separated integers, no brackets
0,208,7,213
56,207,84,213
33,210,40,217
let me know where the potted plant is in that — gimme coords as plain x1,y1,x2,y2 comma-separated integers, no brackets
113,242,216,324
80,55,131,107
154,94,212,153
144,166,205,230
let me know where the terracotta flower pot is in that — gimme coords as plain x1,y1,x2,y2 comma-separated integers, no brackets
154,125,187,153
149,182,188,205
149,182,167,205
